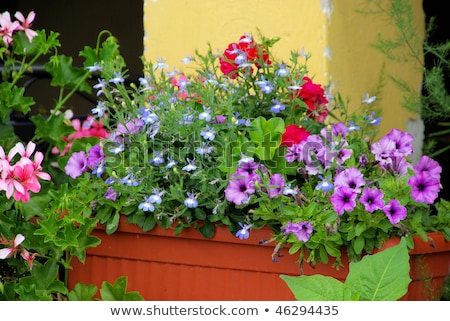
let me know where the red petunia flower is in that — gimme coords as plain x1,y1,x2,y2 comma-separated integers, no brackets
280,124,311,147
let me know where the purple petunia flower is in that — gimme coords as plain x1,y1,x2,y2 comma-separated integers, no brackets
65,151,88,179
383,199,407,224
331,122,348,138
385,128,414,157
86,144,105,168
360,187,385,213
408,172,441,204
281,221,313,242
268,173,285,198
333,167,365,193
331,186,357,215
414,155,442,180
225,171,259,205
103,187,118,201
115,118,145,136
371,136,396,167
284,143,302,163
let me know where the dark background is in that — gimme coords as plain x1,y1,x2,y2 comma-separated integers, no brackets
1,0,143,118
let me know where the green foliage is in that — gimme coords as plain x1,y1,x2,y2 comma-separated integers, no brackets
67,276,144,301
281,237,411,301
358,0,450,157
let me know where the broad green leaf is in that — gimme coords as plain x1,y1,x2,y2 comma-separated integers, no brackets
280,274,354,301
345,237,411,301
106,212,120,234
199,219,215,238
31,113,75,149
248,117,284,160
68,283,98,301
44,55,91,93
100,276,144,301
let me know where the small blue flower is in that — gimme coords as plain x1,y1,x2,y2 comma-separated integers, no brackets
91,101,107,117
149,151,165,166
283,184,298,196
87,62,102,73
109,143,124,155
182,158,197,172
275,63,290,77
109,71,124,84
255,76,274,94
139,196,155,212
93,79,107,96
270,100,285,113
235,222,252,240
165,156,178,169
149,189,165,205
180,55,194,64
154,57,168,70
196,142,213,155
362,93,377,104
365,111,382,126
347,121,360,132
92,163,105,178
184,192,198,208
140,107,159,124
200,125,216,141
198,106,212,122
315,175,334,192
120,174,140,187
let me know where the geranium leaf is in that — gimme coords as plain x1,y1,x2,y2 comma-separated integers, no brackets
68,283,98,301
44,55,91,93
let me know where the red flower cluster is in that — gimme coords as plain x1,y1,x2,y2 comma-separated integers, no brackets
294,76,329,123
219,34,271,79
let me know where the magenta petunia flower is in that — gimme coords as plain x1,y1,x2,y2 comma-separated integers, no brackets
360,187,385,213
408,172,441,204
281,221,313,242
86,144,105,168
383,199,407,224
268,173,285,198
385,128,414,157
333,167,365,193
414,155,442,179
331,186,357,215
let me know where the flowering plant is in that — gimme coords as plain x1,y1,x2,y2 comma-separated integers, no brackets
0,11,139,300
62,31,449,267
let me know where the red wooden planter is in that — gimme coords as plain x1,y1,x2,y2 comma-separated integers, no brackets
301,232,450,300
68,217,450,300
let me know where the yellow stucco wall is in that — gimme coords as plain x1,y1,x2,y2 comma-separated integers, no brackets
143,0,424,135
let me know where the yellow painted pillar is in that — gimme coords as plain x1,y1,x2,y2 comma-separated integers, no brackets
143,0,424,135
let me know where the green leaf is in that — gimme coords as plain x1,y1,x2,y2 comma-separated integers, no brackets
353,235,365,255
199,220,215,238
100,276,144,301
106,212,120,234
143,215,156,232
345,237,411,300
31,113,75,149
68,283,98,301
44,55,91,93
280,274,354,301
248,117,284,160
